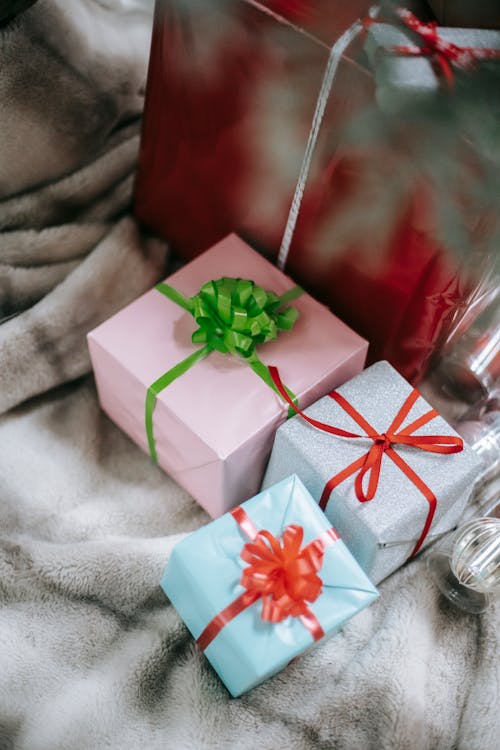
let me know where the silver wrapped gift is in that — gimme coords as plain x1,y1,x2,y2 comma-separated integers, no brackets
263,361,483,583
364,21,500,113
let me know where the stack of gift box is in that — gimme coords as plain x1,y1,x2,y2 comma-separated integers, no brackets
88,234,482,696
87,0,499,697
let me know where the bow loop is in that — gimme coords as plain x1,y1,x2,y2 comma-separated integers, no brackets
189,277,299,359
354,436,388,502
240,523,325,622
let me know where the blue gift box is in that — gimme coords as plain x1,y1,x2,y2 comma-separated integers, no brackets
161,474,379,697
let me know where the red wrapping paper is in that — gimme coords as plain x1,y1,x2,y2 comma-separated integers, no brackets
134,0,469,382
284,147,470,382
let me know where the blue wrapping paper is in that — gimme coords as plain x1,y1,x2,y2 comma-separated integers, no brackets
161,474,379,697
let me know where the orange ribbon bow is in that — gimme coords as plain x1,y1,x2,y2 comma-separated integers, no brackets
240,524,325,622
196,506,338,650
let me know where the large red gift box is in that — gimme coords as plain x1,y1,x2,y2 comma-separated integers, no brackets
134,0,468,382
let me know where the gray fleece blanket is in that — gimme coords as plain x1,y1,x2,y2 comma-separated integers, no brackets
0,2,499,749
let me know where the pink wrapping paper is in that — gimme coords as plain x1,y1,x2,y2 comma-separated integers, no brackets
87,235,367,516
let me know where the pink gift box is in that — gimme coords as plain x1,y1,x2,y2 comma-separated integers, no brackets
87,235,367,517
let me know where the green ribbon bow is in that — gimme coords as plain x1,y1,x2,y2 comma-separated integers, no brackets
146,277,303,462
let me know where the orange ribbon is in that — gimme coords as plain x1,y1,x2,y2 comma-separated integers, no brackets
196,505,339,651
268,366,463,557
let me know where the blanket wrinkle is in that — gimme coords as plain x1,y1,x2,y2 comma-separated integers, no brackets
0,224,109,266
0,0,196,417
0,216,167,413
0,260,80,315
2,374,496,749
0,129,140,231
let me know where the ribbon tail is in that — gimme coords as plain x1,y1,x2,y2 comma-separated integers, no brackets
435,52,454,89
155,282,193,312
386,448,437,557
249,357,298,419
319,455,367,511
354,446,385,502
196,591,260,651
230,506,260,541
146,345,212,462
299,607,325,642
269,366,364,437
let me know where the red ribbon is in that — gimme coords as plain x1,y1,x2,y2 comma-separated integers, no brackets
196,505,339,651
364,8,500,89
268,366,463,557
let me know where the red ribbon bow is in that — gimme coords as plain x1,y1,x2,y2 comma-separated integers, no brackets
269,366,463,557
196,506,338,651
381,8,500,88
241,524,324,621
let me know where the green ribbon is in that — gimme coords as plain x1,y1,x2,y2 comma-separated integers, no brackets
146,277,304,462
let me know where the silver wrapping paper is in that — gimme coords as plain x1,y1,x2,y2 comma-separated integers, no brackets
364,23,500,113
262,361,483,583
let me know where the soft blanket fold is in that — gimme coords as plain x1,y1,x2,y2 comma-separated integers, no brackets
0,123,167,414
0,2,498,749
1,377,499,750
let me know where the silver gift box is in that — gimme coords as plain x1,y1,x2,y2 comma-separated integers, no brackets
263,361,483,583
364,22,500,113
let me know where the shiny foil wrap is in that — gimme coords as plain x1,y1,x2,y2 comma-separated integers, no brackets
161,474,379,697
263,361,483,583
364,23,500,111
